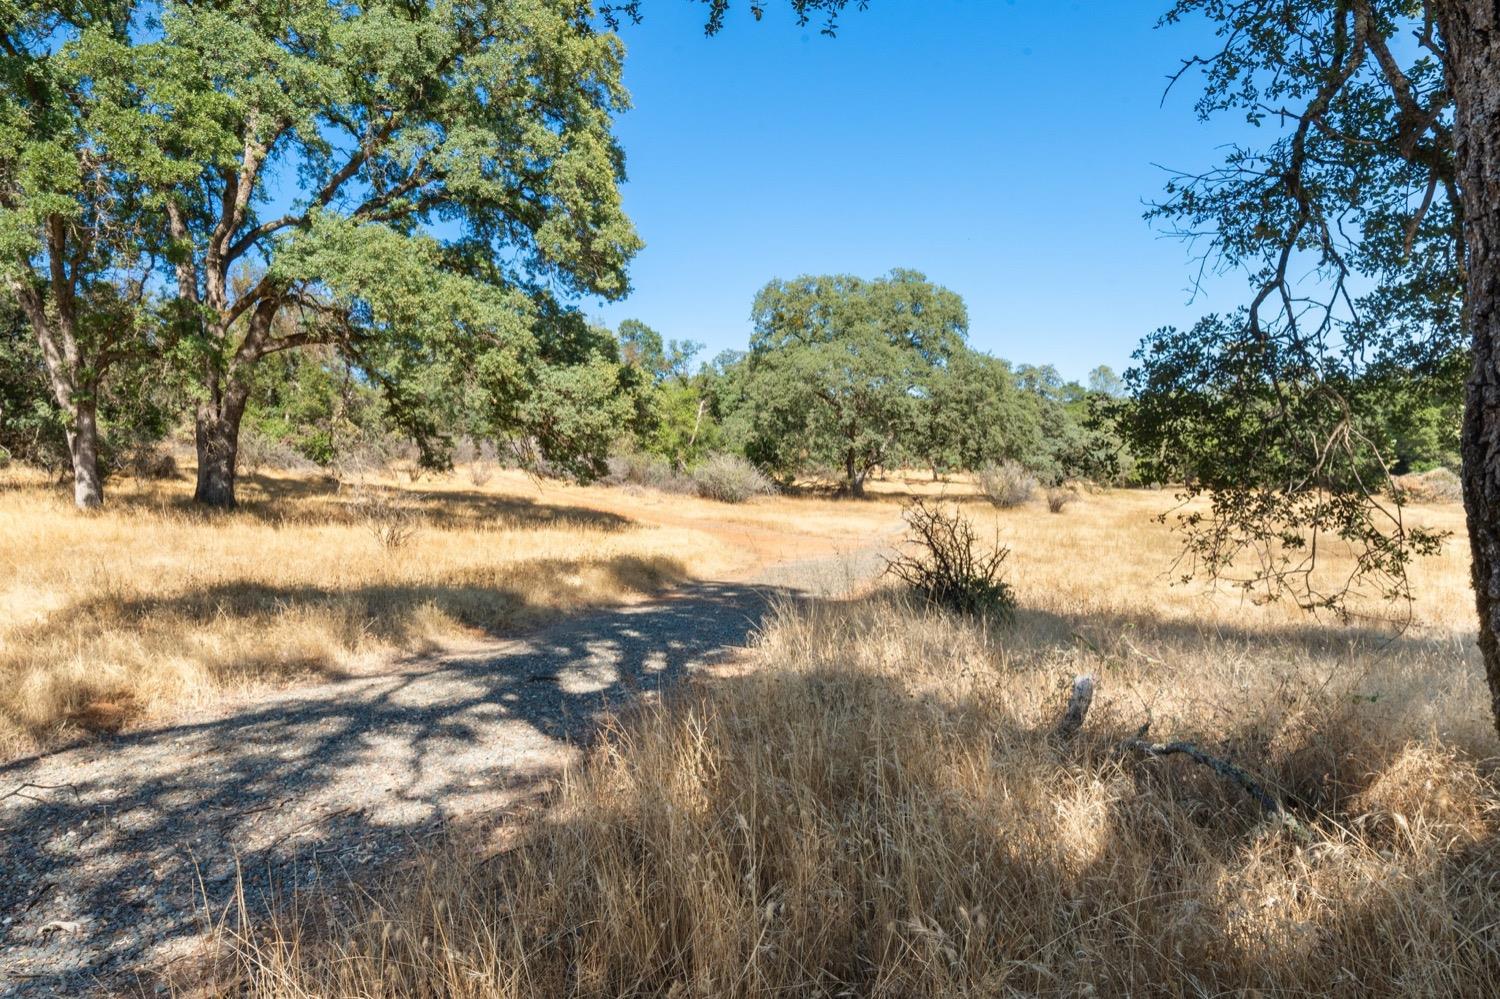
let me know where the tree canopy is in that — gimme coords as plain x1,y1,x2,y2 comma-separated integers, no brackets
1123,1,1464,610
2,0,641,507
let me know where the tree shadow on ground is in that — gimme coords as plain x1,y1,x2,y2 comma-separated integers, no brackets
0,579,802,996
107,474,635,534
0,553,690,750
211,657,1500,996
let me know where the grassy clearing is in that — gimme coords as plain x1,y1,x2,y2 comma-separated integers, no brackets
0,466,796,757
0,463,916,757
213,483,1500,996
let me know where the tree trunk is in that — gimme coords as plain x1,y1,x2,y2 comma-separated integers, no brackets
845,450,866,498
66,400,104,510
194,387,249,508
1442,0,1500,737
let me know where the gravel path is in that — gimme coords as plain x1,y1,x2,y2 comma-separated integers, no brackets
0,547,886,997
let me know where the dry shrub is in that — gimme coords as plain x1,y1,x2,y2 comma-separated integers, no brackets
350,487,421,551
468,461,494,488
239,429,318,476
606,451,695,494
690,453,774,503
977,460,1036,508
1046,485,1076,513
1394,467,1463,504
225,597,1500,998
885,499,1013,617
120,446,179,480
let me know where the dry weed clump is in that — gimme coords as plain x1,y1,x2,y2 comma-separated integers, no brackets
606,451,696,494
885,499,1013,617
1394,467,1463,504
608,452,775,504
690,453,775,503
349,485,422,551
977,459,1036,507
1045,485,1076,513
222,596,1500,997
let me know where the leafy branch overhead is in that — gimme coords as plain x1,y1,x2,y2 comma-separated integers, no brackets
1126,0,1464,615
599,0,871,35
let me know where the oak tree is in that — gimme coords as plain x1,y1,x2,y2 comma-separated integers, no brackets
742,269,966,497
1124,1,1500,734
3,1,640,508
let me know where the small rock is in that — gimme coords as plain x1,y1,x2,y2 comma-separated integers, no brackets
38,919,83,936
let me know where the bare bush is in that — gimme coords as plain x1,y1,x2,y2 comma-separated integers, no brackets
885,499,1014,617
467,461,494,488
691,453,774,503
350,488,420,552
605,452,695,494
239,429,317,477
1393,468,1462,504
977,460,1036,508
1046,486,1076,514
452,437,479,466
320,435,400,486
121,446,179,480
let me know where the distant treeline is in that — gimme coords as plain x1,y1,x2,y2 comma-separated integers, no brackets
1,270,1461,495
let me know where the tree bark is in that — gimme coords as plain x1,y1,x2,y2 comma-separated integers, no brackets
194,382,250,509
66,401,104,510
1440,0,1500,737
845,449,866,498
6,270,107,511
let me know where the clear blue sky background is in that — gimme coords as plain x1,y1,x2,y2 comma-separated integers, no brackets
586,0,1259,381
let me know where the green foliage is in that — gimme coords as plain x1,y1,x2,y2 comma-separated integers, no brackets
612,319,718,467
916,350,1037,475
0,300,66,469
3,0,643,502
244,348,389,469
1125,315,1449,611
1138,2,1461,613
739,269,967,495
0,292,178,476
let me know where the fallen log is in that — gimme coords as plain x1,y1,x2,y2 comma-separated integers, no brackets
1050,673,1286,817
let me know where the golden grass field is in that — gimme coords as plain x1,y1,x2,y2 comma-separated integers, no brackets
0,464,906,758
117,469,1496,997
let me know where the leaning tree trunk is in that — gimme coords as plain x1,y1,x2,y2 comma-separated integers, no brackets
1442,0,1500,737
194,382,250,508
65,399,104,510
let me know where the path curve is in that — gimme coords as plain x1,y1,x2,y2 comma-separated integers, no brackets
0,545,888,997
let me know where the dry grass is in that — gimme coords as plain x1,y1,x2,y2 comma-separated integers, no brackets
0,463,918,757
212,480,1500,997
0,466,811,757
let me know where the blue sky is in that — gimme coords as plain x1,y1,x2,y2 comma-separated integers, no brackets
586,0,1259,381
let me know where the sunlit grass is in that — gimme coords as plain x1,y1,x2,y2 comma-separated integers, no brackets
0,467,726,756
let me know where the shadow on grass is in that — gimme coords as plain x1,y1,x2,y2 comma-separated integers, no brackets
196,651,1500,996
0,554,689,749
107,473,635,533
3,578,1493,995
0,578,800,995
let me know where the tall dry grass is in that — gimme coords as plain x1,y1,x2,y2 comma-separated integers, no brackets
216,487,1500,997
